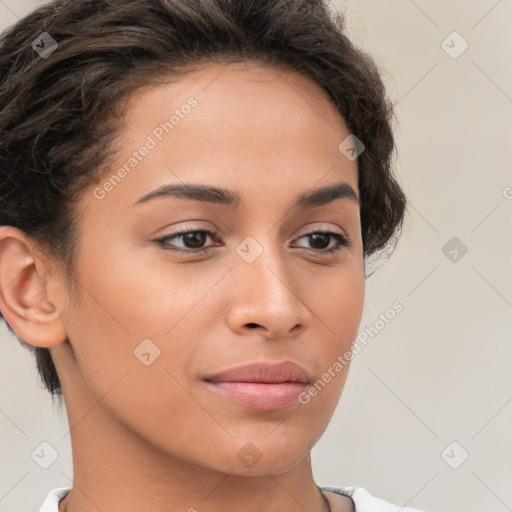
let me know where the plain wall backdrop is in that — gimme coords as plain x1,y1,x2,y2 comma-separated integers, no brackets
0,1,511,511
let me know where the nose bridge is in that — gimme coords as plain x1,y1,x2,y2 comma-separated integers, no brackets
237,232,294,299
229,232,310,336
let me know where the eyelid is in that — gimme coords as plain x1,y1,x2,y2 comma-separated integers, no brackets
154,223,351,255
155,222,347,242
295,223,348,238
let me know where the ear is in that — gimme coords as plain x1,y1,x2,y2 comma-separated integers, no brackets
0,226,68,348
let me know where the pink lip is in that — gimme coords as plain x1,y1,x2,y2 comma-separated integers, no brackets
205,361,311,384
203,361,311,410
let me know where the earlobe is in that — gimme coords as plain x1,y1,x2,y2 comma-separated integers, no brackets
0,226,68,348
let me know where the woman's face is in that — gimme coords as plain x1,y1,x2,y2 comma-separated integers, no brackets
53,61,365,475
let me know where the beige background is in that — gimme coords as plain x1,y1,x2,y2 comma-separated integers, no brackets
0,1,511,511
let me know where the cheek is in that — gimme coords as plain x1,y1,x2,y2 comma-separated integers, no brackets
330,272,365,341
311,257,365,346
290,269,364,430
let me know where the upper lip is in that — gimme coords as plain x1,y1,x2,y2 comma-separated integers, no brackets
204,361,311,384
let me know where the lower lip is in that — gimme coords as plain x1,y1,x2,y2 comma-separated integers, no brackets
204,381,308,410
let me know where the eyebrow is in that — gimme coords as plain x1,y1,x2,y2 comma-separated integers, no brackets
132,181,360,209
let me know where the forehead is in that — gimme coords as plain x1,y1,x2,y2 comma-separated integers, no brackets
82,60,359,218
119,59,352,154
123,59,343,120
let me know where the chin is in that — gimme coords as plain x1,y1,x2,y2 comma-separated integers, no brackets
228,436,312,476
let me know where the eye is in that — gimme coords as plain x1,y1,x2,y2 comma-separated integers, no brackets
292,230,351,254
154,227,219,254
154,227,351,255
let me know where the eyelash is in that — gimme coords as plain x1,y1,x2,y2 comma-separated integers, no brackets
154,227,351,255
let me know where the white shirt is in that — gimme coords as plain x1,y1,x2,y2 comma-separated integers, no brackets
39,486,424,512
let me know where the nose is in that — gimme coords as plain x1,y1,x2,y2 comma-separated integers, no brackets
226,241,312,339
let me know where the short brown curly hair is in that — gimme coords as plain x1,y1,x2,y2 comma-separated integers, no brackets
0,0,406,403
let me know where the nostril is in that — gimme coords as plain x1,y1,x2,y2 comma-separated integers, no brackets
246,323,260,329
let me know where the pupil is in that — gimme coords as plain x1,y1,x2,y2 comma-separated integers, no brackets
310,233,329,249
185,232,206,248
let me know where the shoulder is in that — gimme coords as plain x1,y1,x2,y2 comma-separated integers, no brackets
38,487,71,512
321,485,426,512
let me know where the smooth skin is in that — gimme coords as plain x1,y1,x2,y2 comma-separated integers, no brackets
0,61,364,512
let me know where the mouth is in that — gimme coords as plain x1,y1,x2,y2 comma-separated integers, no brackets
203,361,311,411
